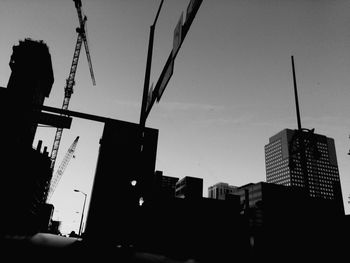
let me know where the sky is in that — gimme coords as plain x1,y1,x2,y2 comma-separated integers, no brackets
1,0,350,234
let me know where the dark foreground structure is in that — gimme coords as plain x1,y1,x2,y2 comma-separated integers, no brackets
1,37,349,263
0,38,55,236
1,211,349,263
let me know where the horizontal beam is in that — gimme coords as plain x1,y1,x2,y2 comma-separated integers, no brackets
36,111,72,128
40,105,141,128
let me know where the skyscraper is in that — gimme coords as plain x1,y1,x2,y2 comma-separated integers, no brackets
264,56,344,214
264,128,344,212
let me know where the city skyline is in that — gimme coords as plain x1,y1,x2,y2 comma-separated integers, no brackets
1,0,350,234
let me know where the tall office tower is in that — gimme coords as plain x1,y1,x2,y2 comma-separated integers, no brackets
263,56,344,214
208,182,237,200
265,128,344,213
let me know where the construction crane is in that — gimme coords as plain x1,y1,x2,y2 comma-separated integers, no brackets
47,136,80,202
50,0,95,171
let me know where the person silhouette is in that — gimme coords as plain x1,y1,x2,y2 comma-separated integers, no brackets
69,231,79,238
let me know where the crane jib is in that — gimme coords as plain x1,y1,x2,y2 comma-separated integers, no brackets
48,0,95,197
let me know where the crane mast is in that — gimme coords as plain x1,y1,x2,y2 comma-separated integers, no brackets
47,136,80,202
50,0,95,171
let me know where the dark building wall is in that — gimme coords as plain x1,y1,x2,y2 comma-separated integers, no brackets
1,146,52,235
0,39,54,236
153,170,179,198
233,182,347,259
38,203,54,233
85,120,158,244
137,196,249,262
175,176,203,199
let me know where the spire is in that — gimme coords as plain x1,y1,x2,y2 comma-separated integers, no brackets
291,55,302,130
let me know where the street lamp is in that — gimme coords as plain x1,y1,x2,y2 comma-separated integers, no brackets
74,189,87,237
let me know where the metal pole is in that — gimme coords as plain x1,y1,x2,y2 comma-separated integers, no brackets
139,0,164,127
291,55,302,131
80,193,87,236
137,0,164,205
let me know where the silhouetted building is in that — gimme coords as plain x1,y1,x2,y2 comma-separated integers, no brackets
153,170,179,198
265,128,344,214
175,176,203,199
5,38,54,147
38,203,55,233
137,195,248,262
208,182,237,200
49,220,62,235
231,181,346,259
0,140,52,235
85,120,158,245
0,38,54,236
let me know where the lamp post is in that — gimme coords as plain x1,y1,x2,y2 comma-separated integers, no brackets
74,189,87,237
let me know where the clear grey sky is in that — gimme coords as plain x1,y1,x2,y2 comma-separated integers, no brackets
1,0,350,234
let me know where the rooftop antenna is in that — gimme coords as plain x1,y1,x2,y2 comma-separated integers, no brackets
291,55,302,131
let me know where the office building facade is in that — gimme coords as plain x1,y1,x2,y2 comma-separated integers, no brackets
153,170,179,198
208,182,237,200
264,128,344,213
175,176,203,199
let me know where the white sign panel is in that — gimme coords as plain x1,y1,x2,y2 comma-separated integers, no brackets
186,0,196,22
173,12,183,59
146,82,154,112
157,58,174,102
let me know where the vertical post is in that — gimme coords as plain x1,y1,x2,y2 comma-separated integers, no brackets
291,56,310,195
74,189,87,236
79,193,87,236
291,55,302,131
138,0,164,205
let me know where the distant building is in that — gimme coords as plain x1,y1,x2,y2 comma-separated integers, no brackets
208,182,237,200
264,128,344,214
153,170,179,198
175,176,203,199
231,181,346,256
